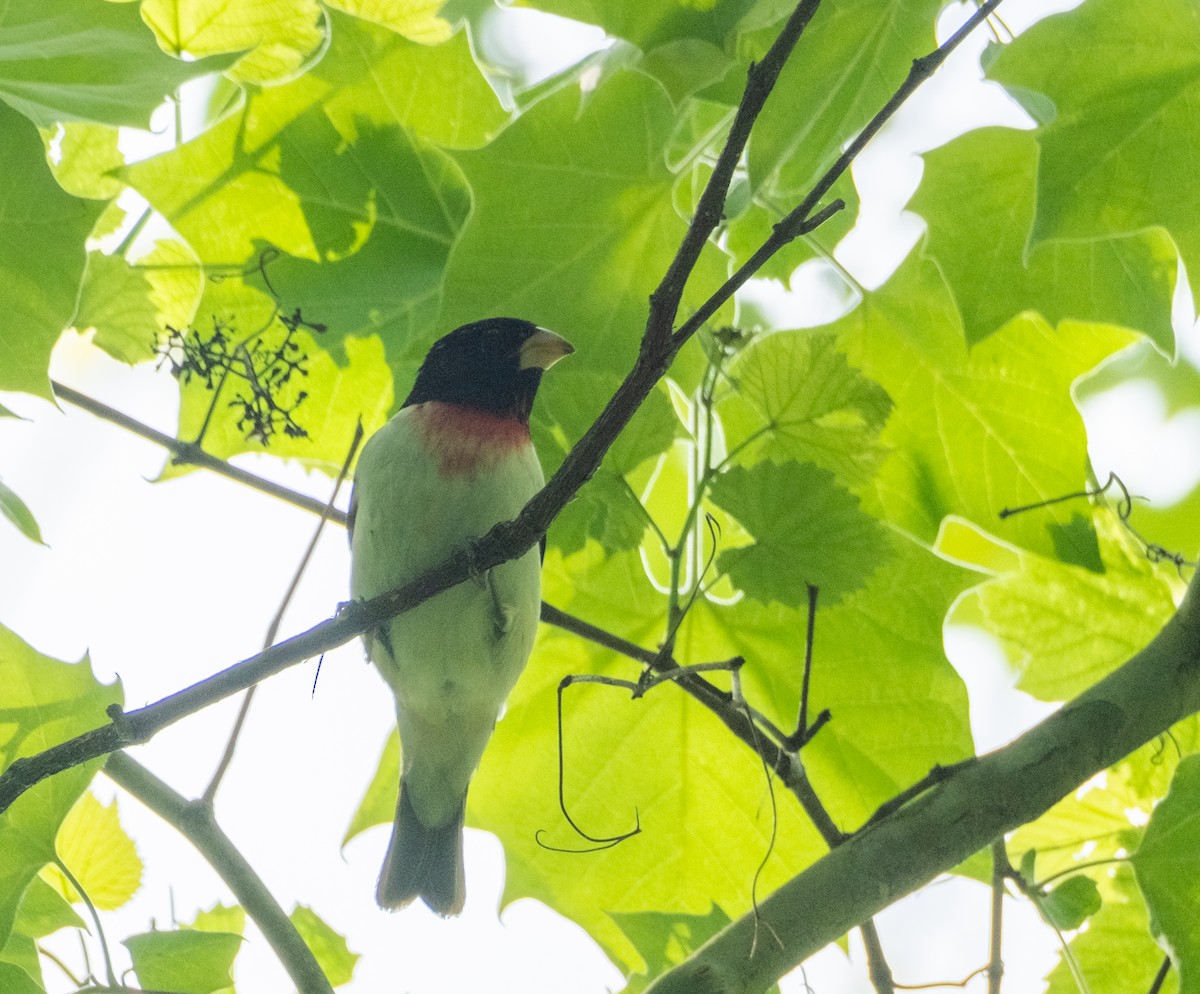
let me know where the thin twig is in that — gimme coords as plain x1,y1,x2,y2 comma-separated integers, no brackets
105,752,334,994
54,858,117,988
1147,956,1171,994
201,421,363,804
895,966,989,990
862,921,895,994
51,379,346,524
989,840,1006,994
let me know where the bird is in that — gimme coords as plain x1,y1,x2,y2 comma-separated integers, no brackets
347,317,573,916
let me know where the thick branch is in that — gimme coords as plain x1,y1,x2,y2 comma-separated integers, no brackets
104,753,333,994
644,574,1200,994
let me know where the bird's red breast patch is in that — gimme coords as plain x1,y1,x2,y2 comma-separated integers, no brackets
414,401,532,478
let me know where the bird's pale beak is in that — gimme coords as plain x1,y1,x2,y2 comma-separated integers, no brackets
519,328,574,371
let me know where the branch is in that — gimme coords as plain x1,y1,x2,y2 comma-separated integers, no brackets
50,379,347,526
104,753,333,994
0,0,828,819
643,573,1200,993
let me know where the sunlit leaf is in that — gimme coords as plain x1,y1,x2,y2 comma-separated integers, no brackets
913,127,1177,353
988,0,1200,283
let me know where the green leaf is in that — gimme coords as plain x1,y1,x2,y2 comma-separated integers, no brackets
12,878,83,939
43,793,142,911
42,122,124,200
0,625,122,951
681,530,975,826
125,929,242,994
319,15,506,149
746,0,941,198
987,0,1200,282
913,127,1177,352
719,329,891,488
470,543,828,974
0,102,105,398
0,480,44,545
1134,754,1200,990
243,117,471,367
325,0,452,43
344,731,398,847
440,69,731,379
613,906,779,994
71,252,159,364
190,903,246,936
290,905,359,988
723,177,860,284
1045,869,1177,994
0,961,42,994
141,0,324,85
0,0,238,128
1040,874,1102,931
158,272,393,476
515,0,757,50
968,509,1180,701
708,461,890,607
836,255,1135,558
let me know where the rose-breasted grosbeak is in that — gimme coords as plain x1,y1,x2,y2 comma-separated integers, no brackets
348,318,572,916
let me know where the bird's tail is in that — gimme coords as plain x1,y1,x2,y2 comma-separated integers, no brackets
376,780,466,917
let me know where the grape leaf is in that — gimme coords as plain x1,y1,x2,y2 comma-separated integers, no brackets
708,460,890,607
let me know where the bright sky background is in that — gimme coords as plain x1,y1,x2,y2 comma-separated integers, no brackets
3,2,1200,992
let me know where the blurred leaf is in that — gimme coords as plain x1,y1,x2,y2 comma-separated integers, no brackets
190,903,246,936
344,731,398,847
1040,874,1102,931
515,0,757,50
42,122,124,200
125,929,242,994
709,460,890,607
613,906,781,994
326,0,451,44
72,251,159,364
43,793,142,911
11,878,83,939
913,127,1177,352
0,480,44,546
988,0,1200,283
290,905,359,988
0,961,42,994
0,102,105,398
967,509,1179,701
0,626,122,951
318,14,507,149
1046,869,1177,994
0,0,238,128
140,0,324,84
1134,754,1200,990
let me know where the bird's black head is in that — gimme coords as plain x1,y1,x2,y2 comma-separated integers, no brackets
403,318,573,422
